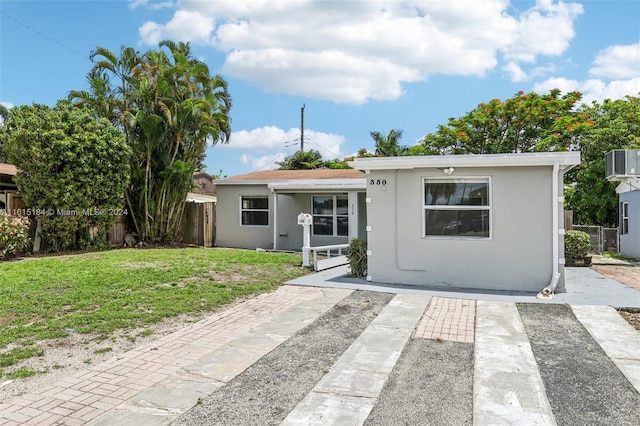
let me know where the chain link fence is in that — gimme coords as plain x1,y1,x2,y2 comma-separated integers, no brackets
572,225,619,254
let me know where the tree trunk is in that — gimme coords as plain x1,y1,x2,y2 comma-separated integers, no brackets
33,218,42,253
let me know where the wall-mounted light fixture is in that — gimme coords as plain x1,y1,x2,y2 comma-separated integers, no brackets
443,167,455,175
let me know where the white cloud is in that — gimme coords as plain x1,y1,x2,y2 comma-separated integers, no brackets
502,61,558,82
138,0,584,104
224,126,345,155
0,102,14,109
241,153,287,171
532,40,640,104
139,10,215,46
502,0,583,63
502,61,527,82
590,42,640,80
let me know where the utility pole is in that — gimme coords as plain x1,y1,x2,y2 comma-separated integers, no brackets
300,103,305,152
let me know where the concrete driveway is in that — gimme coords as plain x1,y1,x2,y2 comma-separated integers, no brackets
2,266,640,425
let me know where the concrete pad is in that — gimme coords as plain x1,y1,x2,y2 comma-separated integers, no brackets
370,294,431,331
289,266,640,307
341,325,414,372
281,393,375,426
87,408,173,426
572,304,640,393
282,294,429,425
185,344,264,382
313,368,389,398
226,331,288,351
474,301,556,426
130,385,218,411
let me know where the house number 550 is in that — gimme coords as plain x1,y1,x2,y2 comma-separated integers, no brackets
369,179,387,185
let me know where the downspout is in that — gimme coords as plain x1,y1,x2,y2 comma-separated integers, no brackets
538,161,561,298
272,189,278,250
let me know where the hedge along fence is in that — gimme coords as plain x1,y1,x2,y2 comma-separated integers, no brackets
0,210,30,260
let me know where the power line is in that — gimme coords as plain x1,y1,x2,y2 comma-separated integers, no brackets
0,11,88,61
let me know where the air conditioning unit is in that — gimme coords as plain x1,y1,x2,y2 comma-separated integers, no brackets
605,150,640,181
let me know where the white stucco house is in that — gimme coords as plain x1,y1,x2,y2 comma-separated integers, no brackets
606,149,640,259
214,169,367,251
615,181,640,258
348,152,581,293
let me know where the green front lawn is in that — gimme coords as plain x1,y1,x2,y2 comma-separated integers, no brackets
0,248,306,376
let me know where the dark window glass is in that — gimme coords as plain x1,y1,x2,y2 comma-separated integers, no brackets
242,197,269,210
313,197,333,215
241,196,268,225
336,197,348,215
425,210,490,237
313,216,333,235
425,182,489,206
242,211,268,226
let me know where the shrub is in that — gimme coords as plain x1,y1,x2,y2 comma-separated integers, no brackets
346,238,367,278
0,211,30,260
565,230,590,259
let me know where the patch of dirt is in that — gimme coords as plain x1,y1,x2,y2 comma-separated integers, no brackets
0,295,254,402
618,309,640,331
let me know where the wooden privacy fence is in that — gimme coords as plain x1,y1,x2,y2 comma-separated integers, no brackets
181,201,216,247
5,195,216,248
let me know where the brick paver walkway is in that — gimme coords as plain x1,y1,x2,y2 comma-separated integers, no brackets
0,286,328,426
414,297,475,343
592,265,640,291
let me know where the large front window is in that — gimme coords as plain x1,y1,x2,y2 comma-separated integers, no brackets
241,196,269,226
313,195,348,236
423,178,490,238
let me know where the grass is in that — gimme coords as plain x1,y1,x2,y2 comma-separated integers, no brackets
601,252,640,262
0,247,306,377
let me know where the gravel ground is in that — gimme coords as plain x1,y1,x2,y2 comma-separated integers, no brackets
518,303,640,425
365,339,473,426
175,290,393,426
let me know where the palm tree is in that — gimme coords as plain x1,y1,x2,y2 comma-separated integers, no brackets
370,129,408,157
69,41,232,243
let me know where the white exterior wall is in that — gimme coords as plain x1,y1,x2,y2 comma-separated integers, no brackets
366,166,564,292
620,191,640,258
215,184,274,249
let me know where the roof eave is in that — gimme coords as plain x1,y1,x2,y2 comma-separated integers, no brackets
347,152,581,172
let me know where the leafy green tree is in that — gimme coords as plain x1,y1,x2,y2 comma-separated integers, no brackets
414,90,590,155
323,158,352,169
277,150,324,170
370,129,408,156
69,41,232,243
566,96,640,226
1,101,130,252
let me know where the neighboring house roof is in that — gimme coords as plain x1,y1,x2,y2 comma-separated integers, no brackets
0,163,17,176
216,169,365,183
193,171,213,181
616,180,640,194
348,152,581,172
186,192,217,203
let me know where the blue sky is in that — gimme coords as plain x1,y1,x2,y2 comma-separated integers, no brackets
1,0,639,177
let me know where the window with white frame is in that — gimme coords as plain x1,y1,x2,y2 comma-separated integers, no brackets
621,201,629,235
312,195,349,236
241,196,269,226
423,178,490,238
